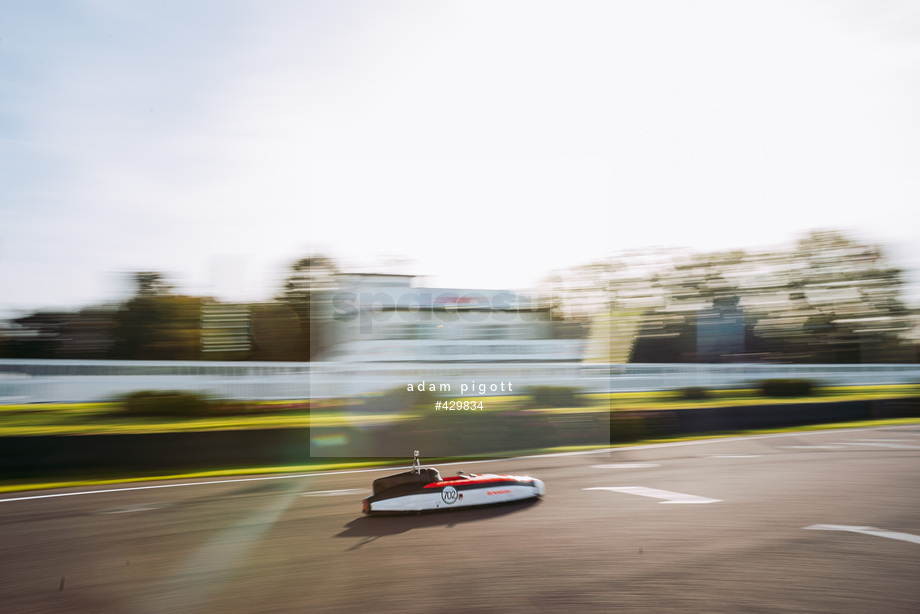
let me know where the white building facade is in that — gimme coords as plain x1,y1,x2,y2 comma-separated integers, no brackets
315,274,585,362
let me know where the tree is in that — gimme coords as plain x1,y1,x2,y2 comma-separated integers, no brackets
0,307,116,359
276,255,340,360
0,312,71,358
248,304,302,361
109,272,202,360
559,230,915,363
133,272,173,297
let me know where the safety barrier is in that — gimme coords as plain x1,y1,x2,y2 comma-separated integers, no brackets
1,359,918,403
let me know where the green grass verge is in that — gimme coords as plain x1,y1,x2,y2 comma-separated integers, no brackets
2,384,914,435
610,384,919,411
2,417,917,496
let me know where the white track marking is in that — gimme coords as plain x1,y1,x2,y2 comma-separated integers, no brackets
778,445,848,449
585,486,721,504
703,454,761,458
854,438,917,442
805,525,920,546
842,442,920,449
0,470,399,503
781,442,920,450
1,425,914,504
302,489,369,497
592,463,660,469
93,503,169,514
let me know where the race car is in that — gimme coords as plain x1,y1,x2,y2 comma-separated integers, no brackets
362,451,546,515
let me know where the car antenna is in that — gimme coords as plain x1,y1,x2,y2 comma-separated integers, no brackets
413,450,420,474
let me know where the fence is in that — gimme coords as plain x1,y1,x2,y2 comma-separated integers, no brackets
1,359,918,403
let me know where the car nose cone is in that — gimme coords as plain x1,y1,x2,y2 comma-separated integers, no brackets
533,479,546,496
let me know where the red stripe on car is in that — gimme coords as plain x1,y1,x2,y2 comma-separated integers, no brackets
423,477,530,489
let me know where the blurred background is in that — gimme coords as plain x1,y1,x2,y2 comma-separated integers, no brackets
1,0,919,384
1,231,917,365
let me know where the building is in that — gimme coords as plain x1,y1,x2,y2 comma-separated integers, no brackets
314,274,585,362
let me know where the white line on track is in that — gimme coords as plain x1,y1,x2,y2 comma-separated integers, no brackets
92,503,170,514
842,442,920,449
592,463,660,469
780,442,920,450
703,454,761,458
805,524,920,545
1,425,914,504
302,489,369,497
585,486,721,504
0,470,399,504
778,445,849,449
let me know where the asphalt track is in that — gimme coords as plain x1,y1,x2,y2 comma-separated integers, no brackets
2,425,919,613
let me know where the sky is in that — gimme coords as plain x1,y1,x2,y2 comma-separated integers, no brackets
2,0,920,319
